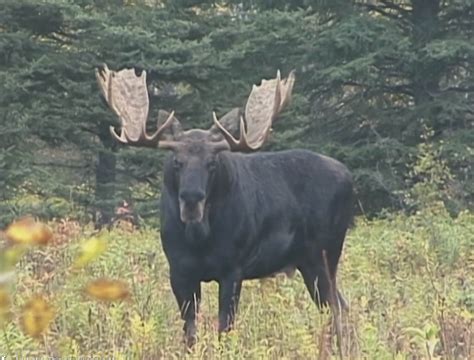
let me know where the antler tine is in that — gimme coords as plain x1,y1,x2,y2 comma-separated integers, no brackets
110,111,177,147
96,66,126,144
212,112,250,150
278,69,295,112
211,71,294,152
96,64,177,147
214,70,293,152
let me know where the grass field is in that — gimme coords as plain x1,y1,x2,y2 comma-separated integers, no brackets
1,204,472,359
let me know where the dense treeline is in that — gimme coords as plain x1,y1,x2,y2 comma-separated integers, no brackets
0,0,472,227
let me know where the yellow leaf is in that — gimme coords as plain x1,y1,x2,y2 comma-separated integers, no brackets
0,245,28,271
85,278,130,302
73,236,108,268
20,296,55,338
6,217,53,246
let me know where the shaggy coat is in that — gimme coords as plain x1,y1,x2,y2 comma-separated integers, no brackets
160,148,353,344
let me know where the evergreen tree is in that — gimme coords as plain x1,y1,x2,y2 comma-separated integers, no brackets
0,0,472,225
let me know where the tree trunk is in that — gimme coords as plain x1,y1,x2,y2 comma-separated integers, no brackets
94,124,117,228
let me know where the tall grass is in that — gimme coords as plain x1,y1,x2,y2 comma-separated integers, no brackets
1,205,472,359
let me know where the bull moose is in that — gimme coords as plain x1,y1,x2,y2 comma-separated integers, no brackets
96,65,354,347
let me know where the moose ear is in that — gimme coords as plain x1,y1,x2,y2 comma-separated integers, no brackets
208,107,243,141
156,110,183,140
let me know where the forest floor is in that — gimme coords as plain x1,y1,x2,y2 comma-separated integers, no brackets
0,204,472,359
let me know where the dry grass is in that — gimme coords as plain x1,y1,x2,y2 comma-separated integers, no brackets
1,205,472,359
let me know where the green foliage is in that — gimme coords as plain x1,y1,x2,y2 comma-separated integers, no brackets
0,0,473,223
401,126,471,215
0,194,85,227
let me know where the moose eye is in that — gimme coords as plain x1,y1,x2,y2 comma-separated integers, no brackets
207,159,217,171
173,159,183,170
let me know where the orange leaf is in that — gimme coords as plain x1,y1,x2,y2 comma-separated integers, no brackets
6,217,53,246
20,296,55,337
0,286,12,325
85,278,130,302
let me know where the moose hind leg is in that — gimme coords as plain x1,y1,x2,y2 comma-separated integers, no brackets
298,262,331,307
298,249,346,310
322,248,349,311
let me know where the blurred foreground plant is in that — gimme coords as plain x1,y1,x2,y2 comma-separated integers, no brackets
0,216,129,345
5,217,53,246
20,296,55,338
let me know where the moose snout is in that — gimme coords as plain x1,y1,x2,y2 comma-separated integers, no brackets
179,190,206,223
179,190,205,205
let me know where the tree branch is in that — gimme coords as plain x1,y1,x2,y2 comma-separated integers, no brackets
79,125,100,137
380,0,411,15
360,4,403,21
33,161,89,169
428,85,474,96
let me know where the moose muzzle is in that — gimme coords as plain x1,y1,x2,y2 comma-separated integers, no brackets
179,190,206,223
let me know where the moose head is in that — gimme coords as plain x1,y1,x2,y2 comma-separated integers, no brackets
95,65,295,225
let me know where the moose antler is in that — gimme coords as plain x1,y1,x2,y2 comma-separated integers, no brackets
95,64,176,147
213,70,295,151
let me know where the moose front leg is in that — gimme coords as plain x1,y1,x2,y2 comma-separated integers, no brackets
218,273,242,334
170,272,201,348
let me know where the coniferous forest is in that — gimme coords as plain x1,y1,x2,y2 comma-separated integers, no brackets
0,1,472,358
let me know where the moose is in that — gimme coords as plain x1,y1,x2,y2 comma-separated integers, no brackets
96,65,354,347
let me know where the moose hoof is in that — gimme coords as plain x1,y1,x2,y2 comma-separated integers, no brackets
185,334,197,350
218,324,234,339
184,324,197,349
